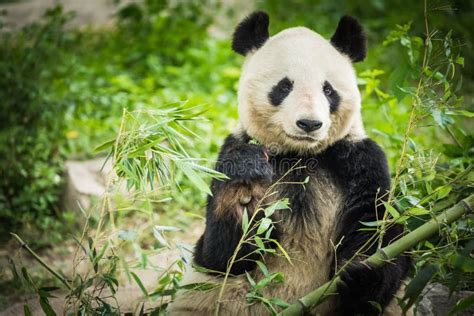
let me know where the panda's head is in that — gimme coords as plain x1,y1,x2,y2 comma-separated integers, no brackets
233,11,367,154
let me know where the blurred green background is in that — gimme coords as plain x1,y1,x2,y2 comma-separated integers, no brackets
0,0,473,312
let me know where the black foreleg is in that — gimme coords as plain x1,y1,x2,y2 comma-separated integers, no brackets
194,134,275,275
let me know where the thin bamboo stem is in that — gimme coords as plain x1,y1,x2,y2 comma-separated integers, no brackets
279,194,473,316
215,162,303,315
10,233,73,291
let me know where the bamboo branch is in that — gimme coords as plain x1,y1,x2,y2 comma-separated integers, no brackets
279,194,474,316
10,232,73,291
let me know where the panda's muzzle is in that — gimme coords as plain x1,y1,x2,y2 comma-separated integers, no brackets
296,119,323,133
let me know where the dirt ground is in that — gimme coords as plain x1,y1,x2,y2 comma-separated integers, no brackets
0,222,204,315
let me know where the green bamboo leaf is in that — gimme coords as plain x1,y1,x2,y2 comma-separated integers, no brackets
405,195,420,206
149,288,178,298
256,272,284,290
265,199,289,217
38,289,56,299
21,267,34,287
395,215,410,224
128,138,162,158
9,259,20,284
265,226,274,239
256,260,269,277
185,160,227,179
384,203,400,219
402,264,438,311
246,271,256,287
254,236,265,250
178,282,218,291
437,186,452,200
408,138,416,151
451,110,474,117
400,178,408,195
448,293,474,315
360,220,386,227
257,218,272,235
39,297,56,316
153,227,169,247
154,225,180,232
94,139,115,153
179,161,211,195
406,208,429,216
449,254,474,272
95,240,109,264
272,240,293,265
131,271,149,297
270,298,290,309
192,265,217,274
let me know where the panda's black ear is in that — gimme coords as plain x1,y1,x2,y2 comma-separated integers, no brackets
232,11,270,56
330,15,367,63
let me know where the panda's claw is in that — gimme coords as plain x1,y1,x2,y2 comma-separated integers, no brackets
336,262,383,315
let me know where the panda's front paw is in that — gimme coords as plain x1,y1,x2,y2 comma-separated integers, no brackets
218,143,273,184
336,262,384,316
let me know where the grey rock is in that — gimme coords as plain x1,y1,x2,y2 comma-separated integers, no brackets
61,157,111,212
416,283,474,316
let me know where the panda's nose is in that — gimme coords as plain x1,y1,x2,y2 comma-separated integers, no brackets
296,119,323,133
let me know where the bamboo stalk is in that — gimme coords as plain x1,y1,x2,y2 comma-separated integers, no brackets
279,194,473,316
10,232,73,290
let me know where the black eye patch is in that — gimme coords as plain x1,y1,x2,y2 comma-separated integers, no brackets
323,81,341,113
268,77,293,106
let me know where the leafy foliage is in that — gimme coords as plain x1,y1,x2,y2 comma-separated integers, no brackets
0,6,75,239
96,104,225,193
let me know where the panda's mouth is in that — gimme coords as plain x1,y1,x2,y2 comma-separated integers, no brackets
285,133,318,142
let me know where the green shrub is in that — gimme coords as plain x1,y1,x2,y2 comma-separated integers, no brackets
56,0,239,215
0,7,73,237
0,0,225,237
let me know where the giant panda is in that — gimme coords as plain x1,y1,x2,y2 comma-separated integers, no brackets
168,11,411,316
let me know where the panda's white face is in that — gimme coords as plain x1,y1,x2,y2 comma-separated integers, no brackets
237,27,365,154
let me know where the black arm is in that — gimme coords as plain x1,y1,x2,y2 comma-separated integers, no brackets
193,134,274,275
327,138,410,315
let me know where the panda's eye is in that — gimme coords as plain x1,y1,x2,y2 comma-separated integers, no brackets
323,84,333,96
323,81,341,113
269,77,294,106
280,80,292,92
